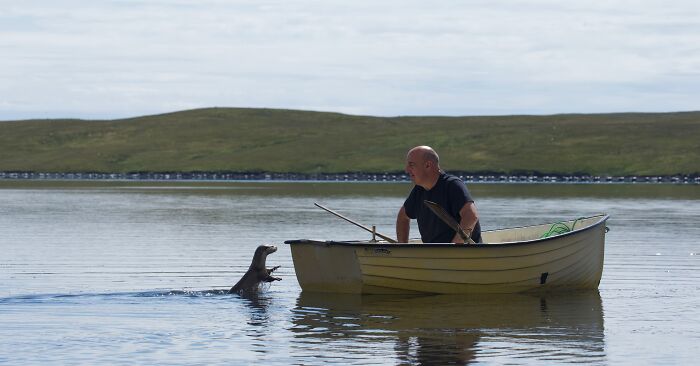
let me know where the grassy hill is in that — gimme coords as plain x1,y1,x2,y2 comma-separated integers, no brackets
1,108,698,176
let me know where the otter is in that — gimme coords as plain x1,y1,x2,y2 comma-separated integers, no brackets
228,244,281,294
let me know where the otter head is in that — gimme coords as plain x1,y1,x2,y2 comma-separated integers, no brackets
250,244,277,269
256,244,277,256
253,245,277,266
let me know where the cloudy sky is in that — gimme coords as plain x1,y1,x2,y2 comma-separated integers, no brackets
1,0,699,120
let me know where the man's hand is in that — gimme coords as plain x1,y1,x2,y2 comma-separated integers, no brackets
451,230,471,245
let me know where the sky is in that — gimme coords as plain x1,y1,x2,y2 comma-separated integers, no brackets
1,0,699,120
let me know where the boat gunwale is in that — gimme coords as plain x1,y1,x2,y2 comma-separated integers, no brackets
285,214,609,248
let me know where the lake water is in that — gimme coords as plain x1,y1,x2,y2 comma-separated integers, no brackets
1,181,698,365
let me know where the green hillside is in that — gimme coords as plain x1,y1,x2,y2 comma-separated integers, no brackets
1,108,698,176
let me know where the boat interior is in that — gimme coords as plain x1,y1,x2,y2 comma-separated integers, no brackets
481,214,607,244
340,214,608,245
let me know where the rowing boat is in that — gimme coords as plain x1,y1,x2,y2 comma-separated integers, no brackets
285,214,609,294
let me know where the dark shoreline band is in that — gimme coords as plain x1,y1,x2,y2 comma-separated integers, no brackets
1,171,698,184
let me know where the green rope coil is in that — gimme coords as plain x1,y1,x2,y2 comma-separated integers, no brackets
541,218,583,238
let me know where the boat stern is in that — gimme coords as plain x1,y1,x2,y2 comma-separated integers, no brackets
286,240,365,293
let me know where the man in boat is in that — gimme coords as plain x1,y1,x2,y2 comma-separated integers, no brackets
396,146,482,244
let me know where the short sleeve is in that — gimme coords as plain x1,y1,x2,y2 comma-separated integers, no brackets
446,179,472,216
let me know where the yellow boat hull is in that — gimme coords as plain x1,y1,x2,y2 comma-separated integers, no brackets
287,214,608,294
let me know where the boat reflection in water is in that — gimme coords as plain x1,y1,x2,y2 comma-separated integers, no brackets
290,291,604,364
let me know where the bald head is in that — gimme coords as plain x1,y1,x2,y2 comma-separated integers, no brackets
407,146,440,167
405,146,441,189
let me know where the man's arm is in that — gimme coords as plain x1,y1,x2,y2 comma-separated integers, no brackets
396,206,411,243
451,202,479,244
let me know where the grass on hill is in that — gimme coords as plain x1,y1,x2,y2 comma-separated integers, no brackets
1,108,698,176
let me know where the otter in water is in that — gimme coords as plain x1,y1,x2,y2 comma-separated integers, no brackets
229,244,281,294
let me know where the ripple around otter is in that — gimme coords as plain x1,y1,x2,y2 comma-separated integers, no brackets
1,182,698,365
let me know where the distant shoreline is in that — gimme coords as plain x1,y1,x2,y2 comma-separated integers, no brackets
1,171,698,184
2,108,699,177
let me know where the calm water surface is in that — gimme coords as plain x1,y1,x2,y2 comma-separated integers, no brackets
1,181,698,365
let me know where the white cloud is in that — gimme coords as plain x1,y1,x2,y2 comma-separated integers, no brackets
1,0,699,119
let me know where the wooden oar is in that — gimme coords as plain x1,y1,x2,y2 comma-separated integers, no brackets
423,200,476,244
314,203,398,243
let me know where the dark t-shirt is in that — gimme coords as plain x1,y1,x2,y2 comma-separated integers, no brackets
404,172,482,243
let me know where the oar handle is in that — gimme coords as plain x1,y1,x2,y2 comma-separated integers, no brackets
314,203,398,243
457,227,476,245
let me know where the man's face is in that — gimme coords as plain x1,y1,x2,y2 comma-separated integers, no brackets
405,150,429,185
